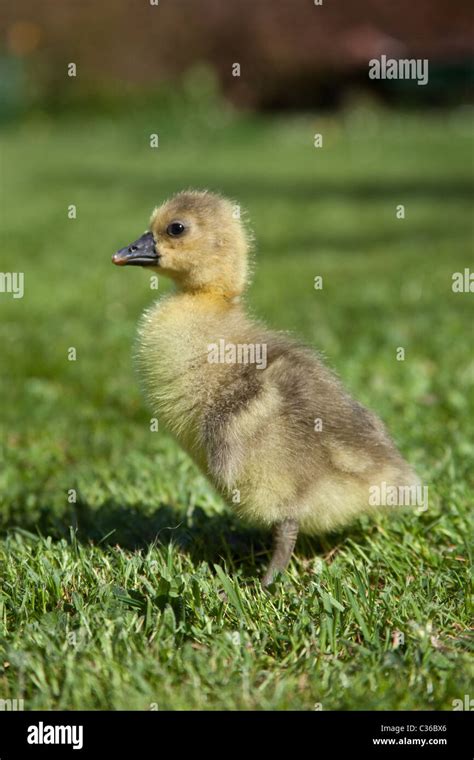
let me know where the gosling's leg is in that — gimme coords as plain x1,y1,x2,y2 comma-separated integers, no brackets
262,518,299,588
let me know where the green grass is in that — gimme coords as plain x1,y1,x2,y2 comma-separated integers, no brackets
0,105,473,710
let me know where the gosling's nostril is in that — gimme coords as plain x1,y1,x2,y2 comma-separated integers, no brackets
129,244,138,253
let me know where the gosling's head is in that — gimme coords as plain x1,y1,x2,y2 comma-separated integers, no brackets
112,190,251,299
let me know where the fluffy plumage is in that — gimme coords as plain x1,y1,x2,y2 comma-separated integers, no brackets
114,190,419,585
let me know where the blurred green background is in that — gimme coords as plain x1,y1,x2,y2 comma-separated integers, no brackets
0,0,473,711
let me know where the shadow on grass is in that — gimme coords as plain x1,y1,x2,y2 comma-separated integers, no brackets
74,500,358,565
7,498,357,576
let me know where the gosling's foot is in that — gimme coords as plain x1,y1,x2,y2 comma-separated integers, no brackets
262,518,299,588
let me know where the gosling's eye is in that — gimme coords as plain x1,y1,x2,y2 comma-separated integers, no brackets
166,222,186,237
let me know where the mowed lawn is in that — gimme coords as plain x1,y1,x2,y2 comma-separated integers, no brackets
0,106,472,710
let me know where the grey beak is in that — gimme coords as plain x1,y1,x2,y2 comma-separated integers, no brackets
112,231,159,267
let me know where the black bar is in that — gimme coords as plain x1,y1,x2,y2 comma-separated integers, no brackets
0,710,471,757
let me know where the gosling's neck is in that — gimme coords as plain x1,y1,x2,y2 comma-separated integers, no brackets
166,281,246,312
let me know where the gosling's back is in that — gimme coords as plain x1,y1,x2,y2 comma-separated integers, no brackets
136,291,418,534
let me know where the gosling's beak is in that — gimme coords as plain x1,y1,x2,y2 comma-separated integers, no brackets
112,231,159,267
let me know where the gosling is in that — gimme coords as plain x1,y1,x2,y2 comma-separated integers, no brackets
112,190,419,587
